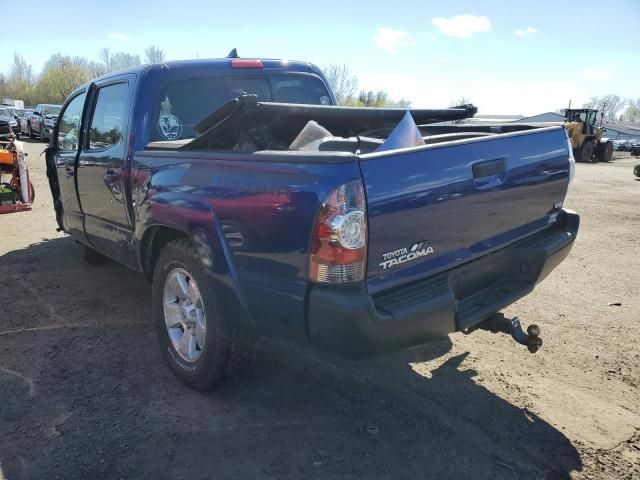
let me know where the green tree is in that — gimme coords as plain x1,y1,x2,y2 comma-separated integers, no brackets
622,98,640,122
35,55,90,103
356,90,411,108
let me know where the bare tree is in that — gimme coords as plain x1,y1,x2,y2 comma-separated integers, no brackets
323,64,359,105
582,96,599,109
98,48,141,73
145,45,166,64
600,94,625,122
99,48,113,72
450,97,471,107
110,52,141,71
582,94,626,121
8,53,34,86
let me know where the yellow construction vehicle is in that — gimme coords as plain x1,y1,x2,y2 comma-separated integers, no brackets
564,108,613,162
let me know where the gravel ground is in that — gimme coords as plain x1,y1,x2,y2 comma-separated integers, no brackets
0,139,638,480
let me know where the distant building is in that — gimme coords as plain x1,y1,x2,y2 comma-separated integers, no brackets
515,112,565,123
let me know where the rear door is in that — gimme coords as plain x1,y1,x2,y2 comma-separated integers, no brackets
358,127,571,294
76,77,135,267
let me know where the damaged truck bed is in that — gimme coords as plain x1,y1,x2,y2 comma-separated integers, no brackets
46,57,579,391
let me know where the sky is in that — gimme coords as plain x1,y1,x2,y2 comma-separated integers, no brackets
1,0,638,115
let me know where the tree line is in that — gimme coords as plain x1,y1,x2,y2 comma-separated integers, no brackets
322,64,411,108
0,46,166,105
0,51,411,109
4,51,636,121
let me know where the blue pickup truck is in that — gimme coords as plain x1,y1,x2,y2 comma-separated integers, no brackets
46,57,579,390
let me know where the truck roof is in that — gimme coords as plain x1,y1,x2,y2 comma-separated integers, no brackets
87,57,319,85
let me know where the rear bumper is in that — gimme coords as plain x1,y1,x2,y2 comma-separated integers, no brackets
307,209,579,358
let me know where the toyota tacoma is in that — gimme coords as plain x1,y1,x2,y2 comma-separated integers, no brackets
46,56,579,390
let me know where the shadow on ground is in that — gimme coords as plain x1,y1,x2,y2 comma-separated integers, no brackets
0,237,582,479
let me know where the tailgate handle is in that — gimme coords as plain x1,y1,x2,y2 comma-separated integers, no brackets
473,158,505,179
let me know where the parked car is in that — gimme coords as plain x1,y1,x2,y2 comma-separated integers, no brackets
0,107,19,140
630,142,640,156
46,57,579,391
18,109,32,136
618,138,639,152
613,139,626,150
7,107,28,139
28,103,62,141
634,159,640,177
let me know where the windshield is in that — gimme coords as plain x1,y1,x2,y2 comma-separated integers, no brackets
43,105,61,116
13,109,25,117
152,74,332,141
0,108,11,117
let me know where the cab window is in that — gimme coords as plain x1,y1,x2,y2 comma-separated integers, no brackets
88,83,128,150
57,93,86,153
152,74,331,142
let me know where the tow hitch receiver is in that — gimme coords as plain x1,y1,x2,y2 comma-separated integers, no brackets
465,313,543,353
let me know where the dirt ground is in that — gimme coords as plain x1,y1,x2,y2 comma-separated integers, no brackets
0,139,638,480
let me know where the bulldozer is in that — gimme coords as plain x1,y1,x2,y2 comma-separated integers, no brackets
564,108,613,162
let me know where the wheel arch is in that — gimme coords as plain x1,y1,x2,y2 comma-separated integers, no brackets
136,196,255,331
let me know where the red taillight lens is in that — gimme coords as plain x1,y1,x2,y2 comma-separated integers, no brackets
231,59,264,69
309,180,367,284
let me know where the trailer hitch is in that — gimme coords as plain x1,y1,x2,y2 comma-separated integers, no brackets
464,313,543,353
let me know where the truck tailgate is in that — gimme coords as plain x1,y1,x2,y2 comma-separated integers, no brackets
359,126,571,294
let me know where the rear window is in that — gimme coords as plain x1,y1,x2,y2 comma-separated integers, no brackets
153,74,332,141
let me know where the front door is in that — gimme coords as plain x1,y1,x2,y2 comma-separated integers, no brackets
47,91,87,241
76,78,135,267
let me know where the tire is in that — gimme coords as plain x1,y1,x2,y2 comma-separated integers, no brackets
83,244,108,264
152,238,255,391
596,141,614,162
578,141,595,163
29,182,35,202
28,125,34,139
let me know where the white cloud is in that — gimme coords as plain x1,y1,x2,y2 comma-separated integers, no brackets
431,15,491,39
515,27,538,37
583,68,611,81
107,32,129,41
374,28,415,54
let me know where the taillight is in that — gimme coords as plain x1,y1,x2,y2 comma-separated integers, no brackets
231,59,264,68
309,180,367,284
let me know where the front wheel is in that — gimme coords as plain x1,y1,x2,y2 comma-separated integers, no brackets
578,141,595,163
152,238,255,391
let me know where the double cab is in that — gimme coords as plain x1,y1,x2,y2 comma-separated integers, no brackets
46,57,579,390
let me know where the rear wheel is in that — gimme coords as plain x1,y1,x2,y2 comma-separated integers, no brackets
152,238,255,391
578,141,595,163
